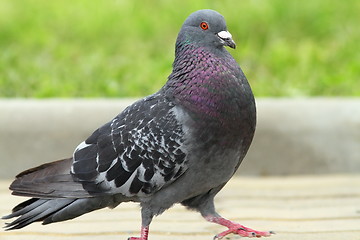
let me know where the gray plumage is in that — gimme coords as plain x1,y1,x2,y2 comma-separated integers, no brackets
3,9,272,239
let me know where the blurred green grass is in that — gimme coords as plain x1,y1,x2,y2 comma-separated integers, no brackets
0,0,359,97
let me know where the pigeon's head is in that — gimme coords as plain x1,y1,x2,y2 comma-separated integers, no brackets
178,9,236,50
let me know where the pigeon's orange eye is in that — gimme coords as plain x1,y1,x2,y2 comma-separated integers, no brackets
200,22,209,30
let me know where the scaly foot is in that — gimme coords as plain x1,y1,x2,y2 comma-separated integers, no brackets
205,215,274,239
128,226,149,240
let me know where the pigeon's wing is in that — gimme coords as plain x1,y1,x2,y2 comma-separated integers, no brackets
70,94,188,197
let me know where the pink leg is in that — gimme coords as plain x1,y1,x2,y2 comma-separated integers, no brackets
128,225,150,240
205,215,274,239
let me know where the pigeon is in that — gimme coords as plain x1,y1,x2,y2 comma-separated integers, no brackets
2,9,274,239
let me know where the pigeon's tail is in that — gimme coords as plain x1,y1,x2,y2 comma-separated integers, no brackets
8,158,90,198
2,158,118,230
2,196,112,230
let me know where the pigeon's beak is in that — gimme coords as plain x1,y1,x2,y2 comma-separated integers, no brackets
217,30,236,49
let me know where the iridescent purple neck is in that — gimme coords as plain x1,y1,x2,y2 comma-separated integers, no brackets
163,43,255,131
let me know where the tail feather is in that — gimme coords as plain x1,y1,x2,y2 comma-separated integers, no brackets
3,199,72,230
3,198,44,220
9,158,91,198
11,198,38,214
43,197,116,224
3,158,125,230
3,197,116,230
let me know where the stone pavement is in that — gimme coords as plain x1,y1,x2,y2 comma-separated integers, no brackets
1,175,360,240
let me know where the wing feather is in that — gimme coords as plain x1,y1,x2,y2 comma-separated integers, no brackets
71,94,188,197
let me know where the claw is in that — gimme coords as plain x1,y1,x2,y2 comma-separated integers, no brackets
205,215,274,239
